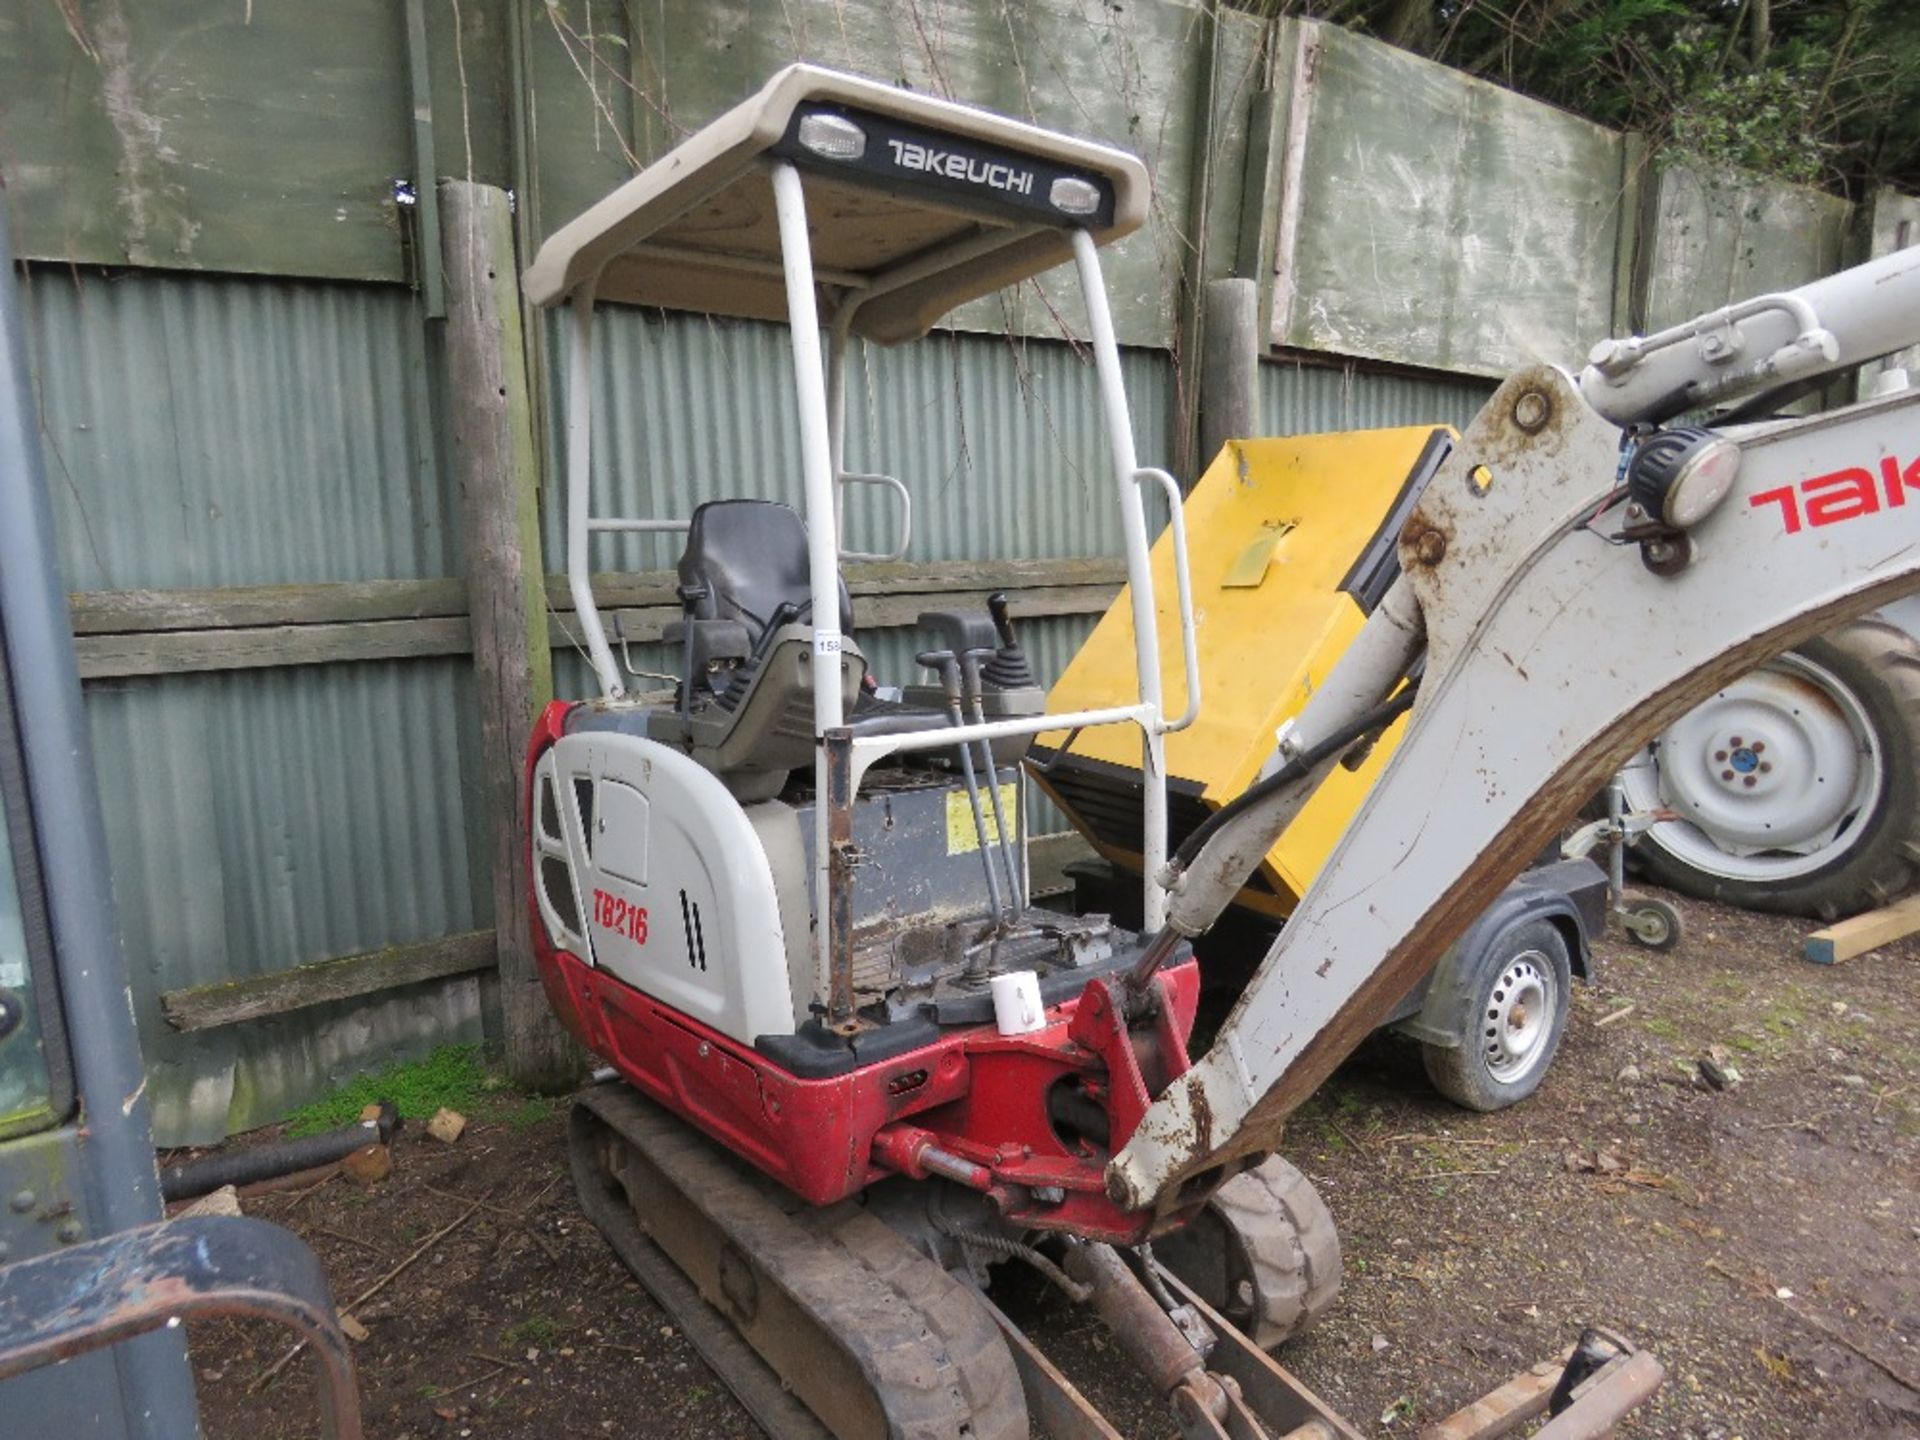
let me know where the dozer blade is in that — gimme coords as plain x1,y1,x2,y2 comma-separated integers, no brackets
569,1082,1027,1440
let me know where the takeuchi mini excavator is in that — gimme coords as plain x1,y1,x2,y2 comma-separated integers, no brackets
520,64,1920,1440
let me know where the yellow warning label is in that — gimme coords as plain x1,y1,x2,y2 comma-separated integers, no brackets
946,784,1019,854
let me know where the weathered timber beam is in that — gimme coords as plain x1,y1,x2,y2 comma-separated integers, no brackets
158,930,496,1032
442,177,577,1090
67,561,1124,678
68,578,470,634
73,618,472,679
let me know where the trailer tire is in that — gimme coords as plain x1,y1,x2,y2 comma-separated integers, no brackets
1617,619,1920,922
1421,919,1571,1113
1154,1155,1341,1351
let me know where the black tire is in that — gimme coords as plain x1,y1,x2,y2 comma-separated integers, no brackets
1152,1155,1341,1351
1626,619,1920,921
1421,919,1572,1113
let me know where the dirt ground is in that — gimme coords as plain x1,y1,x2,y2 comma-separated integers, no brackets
193,887,1919,1440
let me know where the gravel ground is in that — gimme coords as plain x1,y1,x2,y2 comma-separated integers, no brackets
193,887,1919,1439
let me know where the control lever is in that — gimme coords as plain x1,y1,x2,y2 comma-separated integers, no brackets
987,591,1017,648
984,591,1037,689
960,647,1024,916
917,649,1007,947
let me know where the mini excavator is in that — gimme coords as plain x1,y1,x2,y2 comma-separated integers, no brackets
520,64,1920,1439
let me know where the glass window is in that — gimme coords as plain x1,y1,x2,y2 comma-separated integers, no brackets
0,756,55,1137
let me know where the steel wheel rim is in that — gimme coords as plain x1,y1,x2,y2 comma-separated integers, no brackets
1483,952,1554,1084
1617,652,1883,884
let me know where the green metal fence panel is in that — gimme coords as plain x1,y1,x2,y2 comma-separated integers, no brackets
1865,188,1920,381
0,0,424,281
1641,163,1854,333
579,0,1232,350
1270,21,1630,378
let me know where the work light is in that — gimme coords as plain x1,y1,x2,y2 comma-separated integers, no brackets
797,113,867,161
1627,427,1741,529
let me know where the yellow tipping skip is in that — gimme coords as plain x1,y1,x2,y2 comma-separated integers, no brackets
1034,426,1449,919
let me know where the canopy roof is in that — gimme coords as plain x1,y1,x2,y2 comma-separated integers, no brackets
521,65,1149,345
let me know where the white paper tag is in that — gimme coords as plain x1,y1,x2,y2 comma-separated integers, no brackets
813,633,842,655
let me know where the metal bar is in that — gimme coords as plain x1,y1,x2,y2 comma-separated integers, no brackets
976,1293,1128,1440
771,162,850,1027
846,703,1155,766
823,729,858,1031
1072,226,1170,929
403,0,445,318
0,1218,362,1439
565,281,624,698
1155,1268,1367,1440
587,518,692,533
1136,467,1202,732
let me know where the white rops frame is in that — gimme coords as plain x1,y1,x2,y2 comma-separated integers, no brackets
558,154,1200,1029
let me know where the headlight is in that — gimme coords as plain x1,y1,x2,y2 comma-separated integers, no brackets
1628,427,1742,529
796,113,867,161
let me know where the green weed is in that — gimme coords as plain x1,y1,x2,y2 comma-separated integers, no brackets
503,1315,564,1349
286,1044,489,1137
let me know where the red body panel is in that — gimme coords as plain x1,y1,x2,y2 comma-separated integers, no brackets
526,700,1207,1243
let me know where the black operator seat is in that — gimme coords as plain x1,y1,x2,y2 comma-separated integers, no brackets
656,499,948,801
678,498,854,652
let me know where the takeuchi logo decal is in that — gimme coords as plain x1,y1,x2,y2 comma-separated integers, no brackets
1749,454,1920,534
886,138,1036,196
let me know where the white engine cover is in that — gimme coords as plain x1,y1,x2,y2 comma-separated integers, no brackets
535,730,796,1045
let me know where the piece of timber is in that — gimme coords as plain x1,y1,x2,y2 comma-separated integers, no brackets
1418,1358,1562,1440
441,176,576,1091
73,617,472,678
68,561,1123,677
571,1082,1027,1440
158,930,495,1032
1802,891,1920,965
68,579,471,635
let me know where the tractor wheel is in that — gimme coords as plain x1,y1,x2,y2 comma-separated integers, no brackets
1614,618,1920,921
1152,1155,1341,1351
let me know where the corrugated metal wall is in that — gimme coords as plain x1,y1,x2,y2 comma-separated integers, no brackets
24,267,488,1144
1260,358,1495,437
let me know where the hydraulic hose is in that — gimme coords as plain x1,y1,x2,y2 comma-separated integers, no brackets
1170,681,1419,872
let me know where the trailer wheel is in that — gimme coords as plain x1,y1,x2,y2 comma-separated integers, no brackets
1615,619,1920,922
1152,1156,1341,1351
1421,920,1571,1113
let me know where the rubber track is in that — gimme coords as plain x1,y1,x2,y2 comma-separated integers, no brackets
571,1084,1025,1440
1206,1156,1342,1350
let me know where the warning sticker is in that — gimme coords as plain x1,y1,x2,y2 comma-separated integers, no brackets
945,784,1019,854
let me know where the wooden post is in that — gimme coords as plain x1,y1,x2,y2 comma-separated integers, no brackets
439,179,580,1091
1199,278,1260,473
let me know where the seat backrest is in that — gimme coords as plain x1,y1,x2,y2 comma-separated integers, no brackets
677,499,853,645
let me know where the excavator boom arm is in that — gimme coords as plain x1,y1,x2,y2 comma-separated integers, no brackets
1111,251,1920,1208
